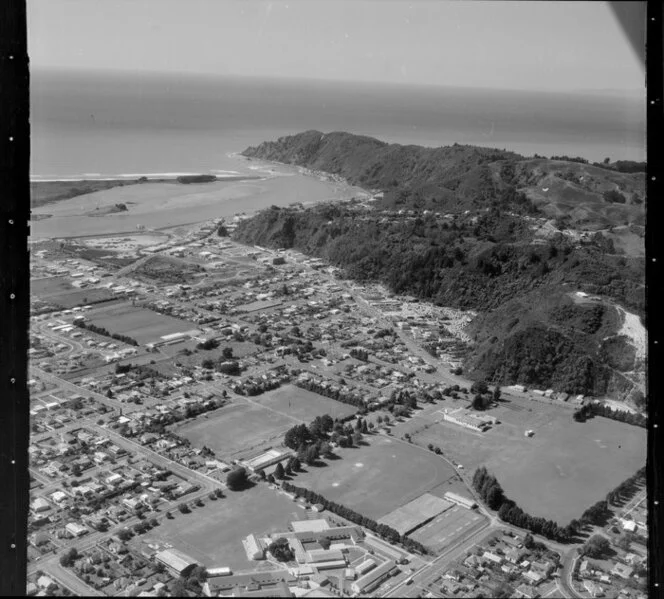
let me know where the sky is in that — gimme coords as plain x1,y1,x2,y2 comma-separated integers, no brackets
28,0,645,92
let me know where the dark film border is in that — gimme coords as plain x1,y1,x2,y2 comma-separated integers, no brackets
0,0,30,596
645,1,662,597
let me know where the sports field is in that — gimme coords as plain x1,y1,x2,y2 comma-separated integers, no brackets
408,398,647,524
292,435,459,520
174,401,297,459
86,302,200,344
142,485,304,571
253,385,357,422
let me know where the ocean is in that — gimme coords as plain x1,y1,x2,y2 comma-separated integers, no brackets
31,69,646,180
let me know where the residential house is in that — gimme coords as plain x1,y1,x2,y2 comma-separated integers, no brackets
612,563,634,579
584,580,604,597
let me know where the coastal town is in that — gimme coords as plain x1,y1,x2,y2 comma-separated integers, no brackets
26,204,648,598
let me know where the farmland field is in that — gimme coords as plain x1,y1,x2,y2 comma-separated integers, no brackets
405,397,647,524
174,401,297,459
291,435,461,520
252,384,358,422
140,484,305,571
85,302,200,344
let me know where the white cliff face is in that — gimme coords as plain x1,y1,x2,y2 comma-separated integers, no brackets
616,306,646,362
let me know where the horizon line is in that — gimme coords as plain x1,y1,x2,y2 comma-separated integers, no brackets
30,65,646,97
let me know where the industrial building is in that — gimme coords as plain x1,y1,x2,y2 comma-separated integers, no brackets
154,548,200,577
350,559,396,595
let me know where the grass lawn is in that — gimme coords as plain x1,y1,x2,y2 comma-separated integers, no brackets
141,484,305,571
290,434,459,520
32,276,76,296
407,397,646,524
253,384,358,422
86,302,199,344
173,401,296,459
31,276,116,308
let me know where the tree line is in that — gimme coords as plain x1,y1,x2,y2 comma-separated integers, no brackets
280,481,428,555
573,403,646,428
605,466,645,505
294,378,367,410
74,320,138,346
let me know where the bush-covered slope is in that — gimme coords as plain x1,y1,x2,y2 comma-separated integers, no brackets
465,288,643,398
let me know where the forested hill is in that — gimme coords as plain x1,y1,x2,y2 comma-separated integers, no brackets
242,130,645,228
236,132,645,403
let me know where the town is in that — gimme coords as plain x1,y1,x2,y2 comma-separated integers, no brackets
27,214,648,598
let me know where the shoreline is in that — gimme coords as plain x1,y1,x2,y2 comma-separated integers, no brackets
30,174,261,184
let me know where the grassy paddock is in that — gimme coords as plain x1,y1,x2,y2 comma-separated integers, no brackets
409,398,646,523
290,435,459,520
173,402,295,458
86,302,199,344
252,384,358,422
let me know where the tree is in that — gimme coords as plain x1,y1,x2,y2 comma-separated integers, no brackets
267,474,275,484
284,424,312,450
268,538,294,562
304,445,319,466
222,347,233,359
190,565,207,582
275,463,285,480
493,386,501,402
472,394,485,411
171,578,187,597
319,442,333,458
583,535,612,559
59,548,79,568
471,380,489,395
226,467,249,491
291,457,301,472
117,529,132,541
320,414,334,432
